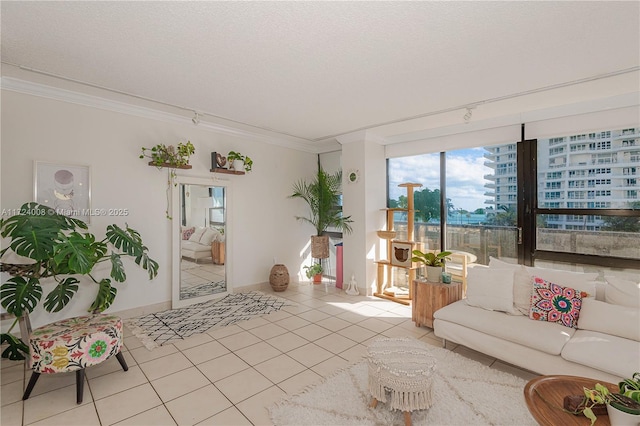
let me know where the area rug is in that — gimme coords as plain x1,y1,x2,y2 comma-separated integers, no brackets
126,291,294,349
269,343,536,425
179,280,226,299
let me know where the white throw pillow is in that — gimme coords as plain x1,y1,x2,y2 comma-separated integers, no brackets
465,267,516,314
605,276,640,308
512,265,533,315
188,227,206,242
199,227,217,246
488,257,519,269
524,266,598,297
578,298,640,341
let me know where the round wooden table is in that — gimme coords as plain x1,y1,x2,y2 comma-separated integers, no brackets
524,375,618,426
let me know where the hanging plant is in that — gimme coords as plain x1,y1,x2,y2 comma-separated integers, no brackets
140,141,195,219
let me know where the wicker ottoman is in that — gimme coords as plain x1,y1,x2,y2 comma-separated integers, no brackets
367,337,436,426
23,314,128,404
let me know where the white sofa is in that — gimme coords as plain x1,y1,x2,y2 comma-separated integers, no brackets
180,226,223,262
433,258,640,383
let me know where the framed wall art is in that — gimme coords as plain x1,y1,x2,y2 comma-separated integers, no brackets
34,161,92,223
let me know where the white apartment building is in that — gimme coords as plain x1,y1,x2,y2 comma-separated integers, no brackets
484,128,640,230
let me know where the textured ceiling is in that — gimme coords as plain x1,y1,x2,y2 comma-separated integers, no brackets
2,1,639,145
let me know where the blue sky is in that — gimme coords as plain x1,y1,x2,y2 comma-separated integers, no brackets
388,148,491,212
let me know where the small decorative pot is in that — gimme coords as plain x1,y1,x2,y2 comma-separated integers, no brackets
426,266,442,283
269,264,289,292
313,273,322,284
231,159,244,171
606,403,640,426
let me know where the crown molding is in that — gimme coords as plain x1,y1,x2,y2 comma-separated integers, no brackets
0,77,324,153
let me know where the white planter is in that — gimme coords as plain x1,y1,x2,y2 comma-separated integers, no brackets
426,266,442,283
606,403,640,426
231,159,244,171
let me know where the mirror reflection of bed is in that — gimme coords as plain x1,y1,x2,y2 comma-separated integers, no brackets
172,178,229,308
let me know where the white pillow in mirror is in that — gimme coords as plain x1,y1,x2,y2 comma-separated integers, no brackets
199,227,217,246
188,227,206,242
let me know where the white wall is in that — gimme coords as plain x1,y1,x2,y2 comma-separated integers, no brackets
1,88,316,328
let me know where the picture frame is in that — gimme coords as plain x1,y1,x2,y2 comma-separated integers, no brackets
34,161,92,223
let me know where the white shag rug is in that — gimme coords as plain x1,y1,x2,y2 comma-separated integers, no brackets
269,343,536,425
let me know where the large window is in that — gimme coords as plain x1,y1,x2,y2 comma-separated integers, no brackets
387,126,640,279
534,127,640,268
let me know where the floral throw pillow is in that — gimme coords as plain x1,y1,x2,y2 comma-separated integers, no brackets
529,277,587,329
182,227,195,241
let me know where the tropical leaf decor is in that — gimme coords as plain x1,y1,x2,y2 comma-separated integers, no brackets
0,202,159,360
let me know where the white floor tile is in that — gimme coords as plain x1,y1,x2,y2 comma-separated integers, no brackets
197,353,250,383
165,384,232,426
235,385,285,426
253,354,306,384
214,368,273,404
234,342,281,366
196,406,252,425
114,406,177,426
94,383,162,425
181,340,230,365
151,366,210,403
138,352,193,381
277,369,322,395
28,402,101,426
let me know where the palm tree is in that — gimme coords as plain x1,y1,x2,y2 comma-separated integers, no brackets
290,168,353,259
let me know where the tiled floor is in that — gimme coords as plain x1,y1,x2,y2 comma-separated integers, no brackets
1,281,538,425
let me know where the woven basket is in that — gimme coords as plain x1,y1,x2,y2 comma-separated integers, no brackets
310,235,329,259
269,264,289,292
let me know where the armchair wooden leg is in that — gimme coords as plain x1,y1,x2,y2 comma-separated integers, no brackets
22,372,40,400
115,352,129,372
76,369,85,404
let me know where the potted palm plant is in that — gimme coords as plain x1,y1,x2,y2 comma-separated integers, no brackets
411,249,452,283
290,168,353,260
0,202,158,360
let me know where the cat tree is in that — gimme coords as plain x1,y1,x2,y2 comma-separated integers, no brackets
374,182,422,305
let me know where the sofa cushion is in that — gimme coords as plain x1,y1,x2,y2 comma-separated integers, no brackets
189,227,206,242
465,267,516,314
578,298,640,341
604,276,640,308
561,330,640,379
434,300,574,355
181,241,211,253
529,277,586,329
199,227,217,246
524,266,598,296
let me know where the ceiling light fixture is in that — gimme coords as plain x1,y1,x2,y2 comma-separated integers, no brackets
192,111,200,125
463,107,474,124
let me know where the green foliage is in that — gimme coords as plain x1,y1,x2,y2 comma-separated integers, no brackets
0,203,158,360
486,204,517,226
227,151,253,172
601,202,640,232
303,263,323,279
620,372,640,403
140,141,195,168
43,277,79,312
411,250,452,267
413,188,442,222
582,380,640,425
0,333,29,361
290,168,353,236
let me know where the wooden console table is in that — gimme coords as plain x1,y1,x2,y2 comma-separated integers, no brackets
411,280,462,328
524,375,618,426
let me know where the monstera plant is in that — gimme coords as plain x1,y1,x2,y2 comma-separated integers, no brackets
0,202,158,360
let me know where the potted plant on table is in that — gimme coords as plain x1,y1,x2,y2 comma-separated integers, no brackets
227,151,253,172
304,263,323,284
411,250,452,283
290,167,353,261
0,202,159,360
581,375,640,426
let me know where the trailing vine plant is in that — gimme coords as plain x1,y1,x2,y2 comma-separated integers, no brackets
140,141,195,219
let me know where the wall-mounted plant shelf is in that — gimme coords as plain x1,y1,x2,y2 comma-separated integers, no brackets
210,168,245,175
148,162,192,169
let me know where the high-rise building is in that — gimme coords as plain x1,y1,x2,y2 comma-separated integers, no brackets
484,128,640,229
